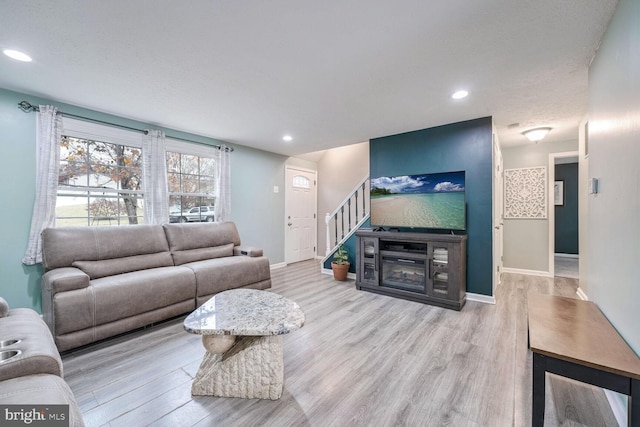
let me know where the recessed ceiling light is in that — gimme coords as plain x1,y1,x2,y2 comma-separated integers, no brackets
3,49,32,62
451,90,468,100
282,135,293,142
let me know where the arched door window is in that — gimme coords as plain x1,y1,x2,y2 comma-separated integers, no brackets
292,175,311,189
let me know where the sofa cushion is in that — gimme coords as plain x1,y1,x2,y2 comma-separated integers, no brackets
42,225,170,270
163,222,242,265
51,267,196,332
170,243,234,266
72,252,174,279
0,374,85,426
183,256,271,298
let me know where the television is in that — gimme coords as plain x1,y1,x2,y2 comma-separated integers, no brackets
370,170,466,231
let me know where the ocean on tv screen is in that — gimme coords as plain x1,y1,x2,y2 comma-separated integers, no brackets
370,171,465,230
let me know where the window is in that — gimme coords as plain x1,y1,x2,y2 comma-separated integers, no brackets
292,175,311,189
55,118,220,227
166,142,217,223
56,119,145,226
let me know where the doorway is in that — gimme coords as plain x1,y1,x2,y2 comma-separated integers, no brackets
548,151,579,278
284,166,317,264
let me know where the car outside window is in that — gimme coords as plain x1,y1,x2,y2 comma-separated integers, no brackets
167,148,216,222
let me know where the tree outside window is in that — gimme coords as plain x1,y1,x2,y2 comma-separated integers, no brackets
57,136,143,226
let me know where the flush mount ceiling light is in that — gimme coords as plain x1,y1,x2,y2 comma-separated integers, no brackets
282,135,293,142
3,49,32,62
451,90,468,100
522,127,552,143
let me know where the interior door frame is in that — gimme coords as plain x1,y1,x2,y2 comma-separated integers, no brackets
547,151,579,277
284,165,318,264
492,132,504,294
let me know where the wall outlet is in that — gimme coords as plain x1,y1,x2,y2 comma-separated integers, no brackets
273,186,279,193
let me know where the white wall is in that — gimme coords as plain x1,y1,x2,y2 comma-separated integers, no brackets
285,156,318,171
316,141,370,255
502,139,578,273
587,0,640,353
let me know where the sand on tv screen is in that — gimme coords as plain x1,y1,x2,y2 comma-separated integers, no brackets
370,170,466,230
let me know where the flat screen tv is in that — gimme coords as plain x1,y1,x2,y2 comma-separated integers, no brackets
370,170,466,231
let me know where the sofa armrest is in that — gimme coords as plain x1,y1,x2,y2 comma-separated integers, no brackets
41,268,90,337
234,245,263,257
42,268,90,295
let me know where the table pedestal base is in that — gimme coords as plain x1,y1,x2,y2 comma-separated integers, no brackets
192,335,284,400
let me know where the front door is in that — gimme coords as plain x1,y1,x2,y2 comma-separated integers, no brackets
285,167,317,264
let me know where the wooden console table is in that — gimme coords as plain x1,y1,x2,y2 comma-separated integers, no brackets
527,293,640,426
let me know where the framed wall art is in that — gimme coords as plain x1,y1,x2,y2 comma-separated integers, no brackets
504,167,547,219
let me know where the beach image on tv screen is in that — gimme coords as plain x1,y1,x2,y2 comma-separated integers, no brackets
370,171,465,230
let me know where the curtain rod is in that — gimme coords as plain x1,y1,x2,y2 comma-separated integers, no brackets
17,101,233,152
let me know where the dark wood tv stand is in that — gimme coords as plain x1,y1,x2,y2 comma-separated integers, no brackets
355,229,467,310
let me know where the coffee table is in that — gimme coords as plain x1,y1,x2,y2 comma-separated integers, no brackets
183,288,305,400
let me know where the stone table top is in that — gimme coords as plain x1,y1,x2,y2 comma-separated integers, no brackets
183,289,305,336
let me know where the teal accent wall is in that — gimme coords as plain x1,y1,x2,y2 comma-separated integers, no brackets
369,117,493,296
0,88,287,312
554,163,578,254
323,218,369,272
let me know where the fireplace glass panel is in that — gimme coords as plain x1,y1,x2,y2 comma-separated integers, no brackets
381,256,426,293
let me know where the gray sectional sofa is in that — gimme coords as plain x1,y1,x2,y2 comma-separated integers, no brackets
41,221,271,352
0,297,84,426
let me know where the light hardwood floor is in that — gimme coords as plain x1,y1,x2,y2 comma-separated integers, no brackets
62,260,618,426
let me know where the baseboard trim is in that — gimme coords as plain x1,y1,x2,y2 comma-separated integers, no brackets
554,253,579,259
320,269,496,304
466,293,496,305
502,267,553,278
576,287,588,301
270,262,287,270
603,389,627,427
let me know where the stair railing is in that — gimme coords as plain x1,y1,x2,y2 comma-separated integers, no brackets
324,176,370,258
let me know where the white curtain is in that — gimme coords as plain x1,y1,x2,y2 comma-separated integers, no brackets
22,105,62,265
214,145,231,222
142,129,169,224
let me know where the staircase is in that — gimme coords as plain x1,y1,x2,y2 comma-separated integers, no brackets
321,176,370,271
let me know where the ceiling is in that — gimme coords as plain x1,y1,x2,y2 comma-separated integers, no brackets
0,1,617,157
